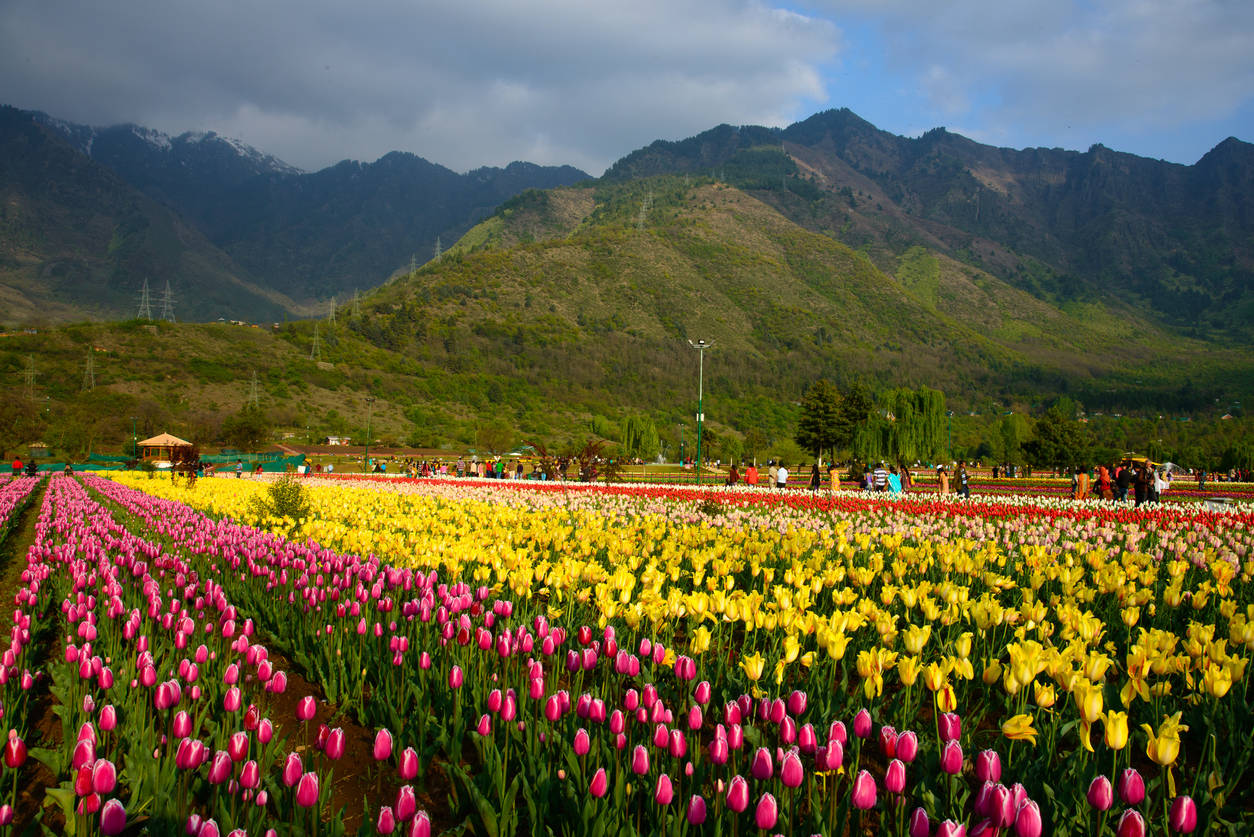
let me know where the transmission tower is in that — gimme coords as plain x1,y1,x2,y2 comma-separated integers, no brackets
247,370,261,408
409,254,417,277
82,349,96,392
310,323,322,361
159,281,176,322
328,297,336,323
637,191,654,231
23,355,37,401
137,278,153,320
351,289,361,319
433,236,443,262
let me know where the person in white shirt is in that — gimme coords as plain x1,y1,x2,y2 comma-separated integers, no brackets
776,463,789,489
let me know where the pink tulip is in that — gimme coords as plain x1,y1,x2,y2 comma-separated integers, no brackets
750,747,773,780
694,681,711,705
476,714,492,736
296,695,316,721
399,747,419,780
574,729,591,756
781,750,805,788
228,731,249,763
909,807,930,837
91,759,118,794
374,729,394,762
449,665,464,689
395,785,417,821
755,793,778,830
655,774,674,806
326,728,345,760
885,759,906,794
240,760,261,790
936,821,968,837
708,736,729,765
853,708,872,738
99,798,126,835
687,794,707,825
295,772,319,808
1087,775,1113,811
974,749,1001,783
940,740,963,774
258,718,274,744
726,775,749,813
1015,799,1043,837
939,712,961,742
98,705,117,732
410,811,432,837
208,750,233,785
376,805,397,834
589,767,608,798
1117,810,1146,837
1118,768,1145,805
1169,796,1197,833
852,769,877,810
631,745,649,775
282,752,303,787
223,687,241,712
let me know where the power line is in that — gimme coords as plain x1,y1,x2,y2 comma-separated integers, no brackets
159,281,176,322
309,323,322,361
247,369,261,408
137,278,153,320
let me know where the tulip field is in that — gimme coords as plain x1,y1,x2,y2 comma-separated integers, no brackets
1,473,1252,836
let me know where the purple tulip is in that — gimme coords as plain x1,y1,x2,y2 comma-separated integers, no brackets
99,799,126,836
1169,796,1197,833
295,772,319,808
726,775,749,813
1087,775,1113,811
852,769,877,810
1117,810,1146,837
687,794,707,825
1118,768,1145,805
589,767,608,798
940,740,963,774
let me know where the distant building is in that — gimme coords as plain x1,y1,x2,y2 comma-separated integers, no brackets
324,436,351,446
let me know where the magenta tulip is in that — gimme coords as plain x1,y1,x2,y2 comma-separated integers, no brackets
1169,796,1198,833
448,665,464,689
228,731,249,763
879,725,898,758
282,752,303,787
296,695,316,721
936,822,968,837
3,735,27,768
240,760,261,790
410,811,432,837
326,728,345,760
295,772,319,808
376,805,397,834
476,714,492,736
91,759,117,794
1015,799,1043,837
399,747,419,781
99,798,126,836
1117,810,1146,837
974,748,1001,783
574,728,591,756
687,794,707,825
852,769,877,810
909,807,930,837
884,759,906,794
655,774,674,806
631,744,649,775
395,785,417,821
755,793,778,830
853,708,872,739
208,750,232,784
1118,768,1145,805
781,750,805,788
372,728,393,762
694,681,711,705
98,705,117,732
940,740,963,774
896,730,919,763
1087,775,1113,811
939,712,961,742
750,747,773,780
589,767,608,798
726,775,749,813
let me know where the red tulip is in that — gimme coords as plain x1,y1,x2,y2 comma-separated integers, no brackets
755,793,778,830
3,734,26,768
589,767,608,798
295,772,319,808
879,725,898,758
228,731,249,762
852,769,877,810
1169,796,1198,833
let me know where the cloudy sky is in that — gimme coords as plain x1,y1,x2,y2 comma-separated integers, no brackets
2,0,1251,175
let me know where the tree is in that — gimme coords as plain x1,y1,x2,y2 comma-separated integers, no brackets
742,428,769,464
475,420,515,456
835,380,875,454
221,404,269,453
1023,401,1090,470
620,415,660,461
853,387,946,465
998,413,1028,464
795,380,842,462
0,399,41,459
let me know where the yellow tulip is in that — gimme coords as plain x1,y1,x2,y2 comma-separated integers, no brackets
1102,710,1129,750
1033,681,1056,708
1142,712,1189,767
740,652,766,682
1001,713,1038,745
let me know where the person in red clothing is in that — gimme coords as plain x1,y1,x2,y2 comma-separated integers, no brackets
745,463,759,486
11,457,21,476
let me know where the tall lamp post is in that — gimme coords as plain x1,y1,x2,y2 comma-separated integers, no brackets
946,410,954,463
130,416,137,464
687,339,713,485
364,396,376,474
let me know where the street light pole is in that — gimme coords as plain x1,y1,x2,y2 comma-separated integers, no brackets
947,410,954,463
364,396,376,474
688,339,713,486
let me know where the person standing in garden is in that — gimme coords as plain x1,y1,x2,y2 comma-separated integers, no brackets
11,457,21,475
827,461,840,492
956,461,970,498
745,462,759,486
768,460,778,488
808,463,821,491
936,465,949,494
726,464,740,486
776,462,789,489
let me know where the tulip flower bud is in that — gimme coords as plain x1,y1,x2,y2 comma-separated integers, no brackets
975,749,1001,783
631,744,649,775
589,767,608,798
936,822,966,837
726,775,749,813
295,772,319,808
394,785,417,821
781,750,805,788
282,752,303,787
939,712,962,742
1117,810,1146,837
909,807,930,837
98,705,117,732
326,727,345,760
1169,795,1197,834
852,769,877,810
3,734,27,769
879,725,898,758
208,750,233,785
573,728,591,757
399,747,419,781
885,759,906,794
1015,799,1043,837
798,723,818,755
750,747,773,780
92,759,118,794
694,681,711,705
1087,775,1113,811
940,740,963,775
755,793,778,830
853,709,872,739
896,730,919,763
374,728,394,762
99,798,127,836
1118,768,1145,806
687,794,707,825
376,806,396,835
228,731,249,763
655,774,674,806
296,696,316,722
